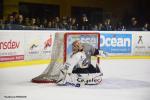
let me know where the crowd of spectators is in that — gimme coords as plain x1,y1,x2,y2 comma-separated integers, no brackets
0,12,149,31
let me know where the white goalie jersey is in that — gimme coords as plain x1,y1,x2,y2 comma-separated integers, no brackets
63,51,88,73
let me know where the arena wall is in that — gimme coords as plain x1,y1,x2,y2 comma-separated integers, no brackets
0,30,150,68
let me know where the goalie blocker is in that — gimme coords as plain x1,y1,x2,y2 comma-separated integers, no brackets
62,73,102,87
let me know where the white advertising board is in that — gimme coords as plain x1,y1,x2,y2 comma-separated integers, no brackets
132,32,150,56
24,31,55,60
0,31,24,62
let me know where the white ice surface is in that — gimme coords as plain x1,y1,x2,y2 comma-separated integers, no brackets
0,59,150,100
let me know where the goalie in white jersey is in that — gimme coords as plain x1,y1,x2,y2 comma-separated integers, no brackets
56,40,106,86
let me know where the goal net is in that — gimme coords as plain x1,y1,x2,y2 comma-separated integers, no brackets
32,32,100,83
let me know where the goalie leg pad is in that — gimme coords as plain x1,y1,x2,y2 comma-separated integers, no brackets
57,74,80,87
57,73,102,87
77,73,102,85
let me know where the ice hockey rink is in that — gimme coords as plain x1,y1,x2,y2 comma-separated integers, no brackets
0,59,150,100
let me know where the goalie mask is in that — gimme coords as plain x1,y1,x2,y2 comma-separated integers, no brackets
72,40,83,54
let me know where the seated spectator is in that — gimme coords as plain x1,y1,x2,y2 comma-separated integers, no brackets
38,18,48,28
54,16,61,29
16,14,24,25
103,19,113,31
92,24,98,30
5,14,15,24
116,23,127,31
67,17,73,30
59,16,69,30
0,19,5,29
12,12,19,24
97,23,104,31
142,23,149,31
24,17,31,26
47,20,52,29
128,17,141,31
30,18,38,29
70,18,78,30
79,14,89,30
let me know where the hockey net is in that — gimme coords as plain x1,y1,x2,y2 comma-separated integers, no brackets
32,32,100,83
